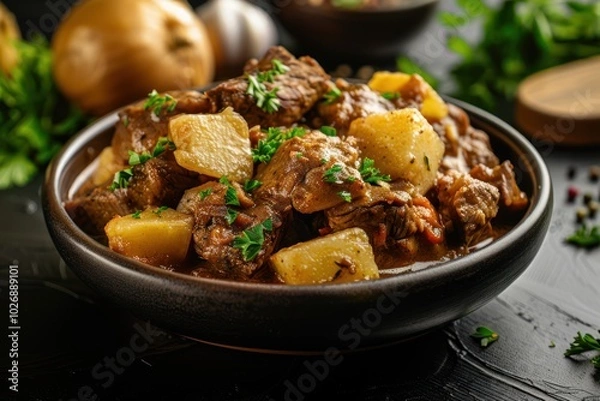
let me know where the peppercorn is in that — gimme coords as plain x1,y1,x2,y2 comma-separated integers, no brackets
567,186,579,202
576,207,588,223
583,192,594,206
567,166,577,180
589,165,600,182
589,201,599,219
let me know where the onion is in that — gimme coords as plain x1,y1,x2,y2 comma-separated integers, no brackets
0,2,20,76
52,0,215,116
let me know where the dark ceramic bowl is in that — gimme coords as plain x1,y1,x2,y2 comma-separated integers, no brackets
272,0,440,62
42,96,552,354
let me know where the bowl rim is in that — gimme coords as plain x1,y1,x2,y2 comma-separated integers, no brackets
43,94,552,298
279,0,439,14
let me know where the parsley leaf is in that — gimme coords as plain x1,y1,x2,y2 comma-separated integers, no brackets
471,326,499,347
219,176,240,206
323,164,344,184
246,59,289,114
323,87,342,104
233,218,273,261
143,90,177,116
244,179,262,193
252,126,307,164
338,191,352,203
565,330,600,372
109,168,133,191
152,206,169,217
320,126,337,137
199,188,213,200
566,225,600,248
0,36,89,189
131,210,142,219
358,158,391,185
225,208,239,225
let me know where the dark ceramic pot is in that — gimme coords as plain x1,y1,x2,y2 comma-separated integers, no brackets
271,0,440,62
42,96,552,354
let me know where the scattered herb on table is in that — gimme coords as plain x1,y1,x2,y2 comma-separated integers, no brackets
0,37,89,190
246,58,289,113
564,330,600,370
233,218,273,261
565,224,600,248
471,326,499,347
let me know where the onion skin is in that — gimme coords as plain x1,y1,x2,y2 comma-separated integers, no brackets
52,0,215,116
0,2,21,76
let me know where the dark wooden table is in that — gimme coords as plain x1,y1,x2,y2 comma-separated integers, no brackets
2,1,600,400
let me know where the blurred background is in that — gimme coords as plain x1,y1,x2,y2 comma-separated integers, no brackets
1,0,599,191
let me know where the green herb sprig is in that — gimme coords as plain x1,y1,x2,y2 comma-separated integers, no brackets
233,218,273,261
323,87,342,104
246,59,289,113
252,126,307,164
566,225,600,248
0,36,89,190
565,330,600,371
143,90,177,116
358,158,391,185
219,176,240,207
471,326,499,347
109,137,175,191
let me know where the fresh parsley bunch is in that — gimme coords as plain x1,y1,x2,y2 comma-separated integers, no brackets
399,0,600,112
0,37,89,189
565,330,600,371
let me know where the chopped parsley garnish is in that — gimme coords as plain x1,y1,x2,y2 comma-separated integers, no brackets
225,208,239,225
152,206,169,217
424,155,431,171
199,188,213,200
110,137,175,191
323,87,342,104
219,176,240,206
470,326,499,347
252,126,307,164
358,158,391,185
320,126,337,137
246,59,289,113
131,210,142,219
109,168,133,191
143,90,177,116
381,92,400,100
338,191,352,203
323,164,344,184
566,225,600,248
233,218,273,261
565,330,600,371
122,116,130,128
244,179,262,193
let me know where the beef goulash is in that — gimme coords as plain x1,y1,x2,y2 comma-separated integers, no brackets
65,46,529,285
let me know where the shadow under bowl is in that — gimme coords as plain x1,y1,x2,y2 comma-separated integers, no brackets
42,96,552,354
272,0,440,62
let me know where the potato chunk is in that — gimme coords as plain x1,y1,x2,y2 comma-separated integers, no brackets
168,107,253,183
347,108,444,194
368,71,448,121
105,207,193,267
91,146,123,186
270,228,379,285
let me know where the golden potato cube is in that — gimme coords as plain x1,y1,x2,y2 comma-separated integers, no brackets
105,207,194,267
270,228,380,285
168,107,253,183
368,72,448,121
368,71,412,93
347,108,444,194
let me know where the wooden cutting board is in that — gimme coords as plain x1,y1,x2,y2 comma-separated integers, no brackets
515,55,600,146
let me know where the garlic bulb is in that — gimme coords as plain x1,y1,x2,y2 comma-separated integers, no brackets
197,0,278,78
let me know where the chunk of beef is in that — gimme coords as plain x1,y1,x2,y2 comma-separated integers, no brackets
112,90,214,162
127,153,200,210
470,161,528,212
254,131,363,213
309,79,394,134
436,170,500,246
65,187,133,236
177,181,283,280
325,181,445,252
205,46,331,128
